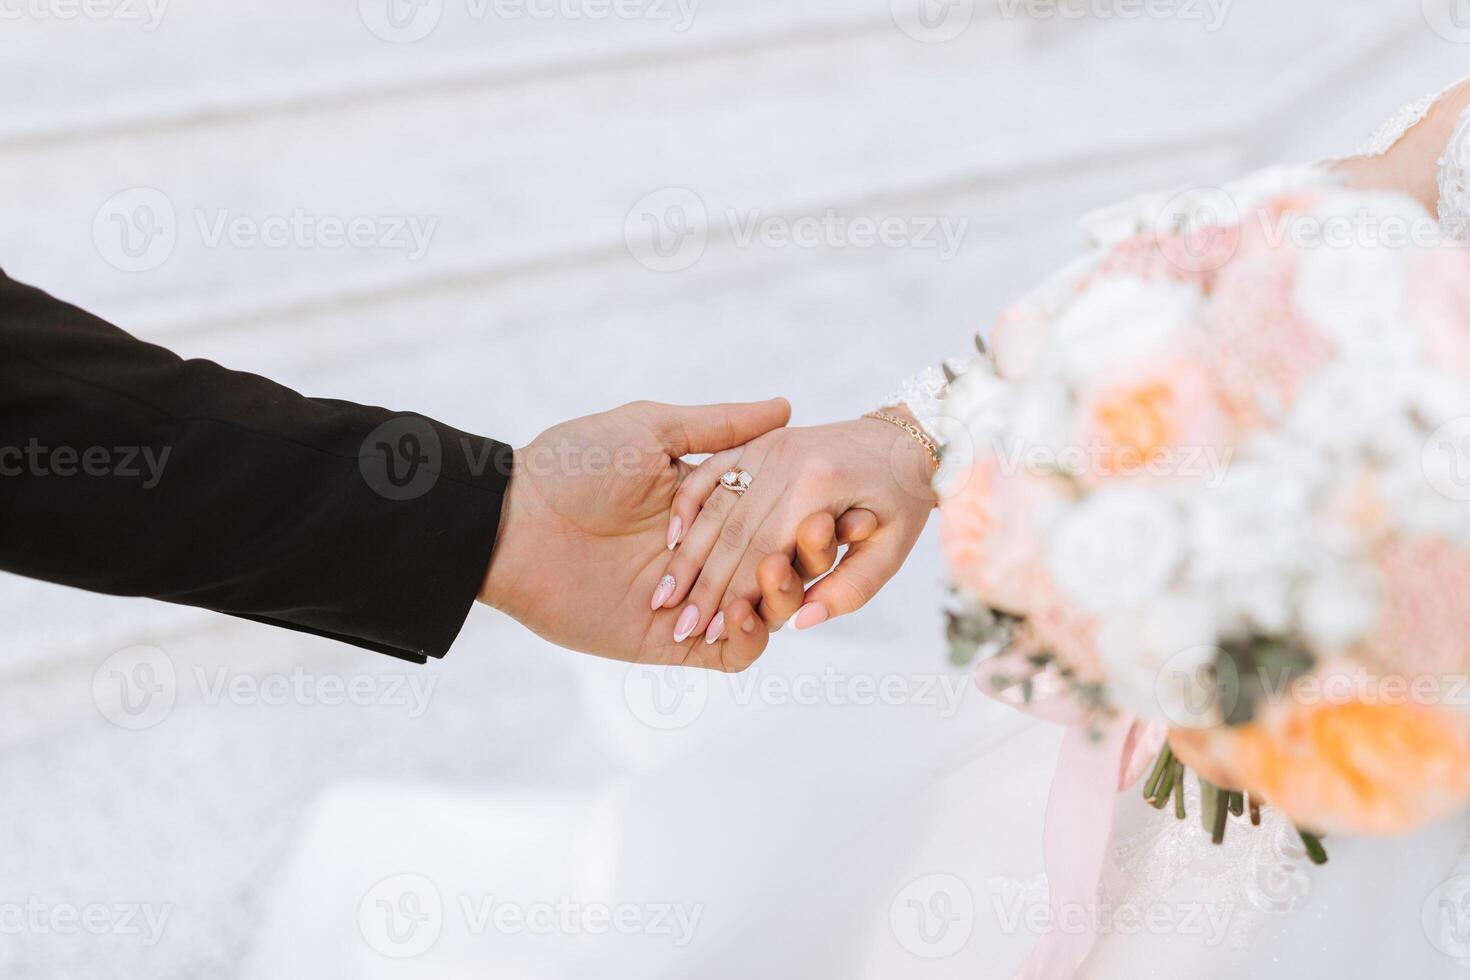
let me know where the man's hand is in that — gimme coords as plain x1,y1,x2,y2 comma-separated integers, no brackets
479,398,791,672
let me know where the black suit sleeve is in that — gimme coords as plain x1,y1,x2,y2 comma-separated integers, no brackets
0,269,512,662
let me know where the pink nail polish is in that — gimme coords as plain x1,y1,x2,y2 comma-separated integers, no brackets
667,516,683,551
651,574,675,611
794,603,829,630
674,605,700,643
704,611,725,645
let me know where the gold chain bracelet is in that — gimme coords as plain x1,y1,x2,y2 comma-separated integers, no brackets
862,411,941,470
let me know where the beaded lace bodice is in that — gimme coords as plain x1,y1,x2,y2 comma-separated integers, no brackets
1356,74,1470,244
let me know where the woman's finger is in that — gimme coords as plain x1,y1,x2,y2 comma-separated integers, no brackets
667,449,742,551
741,509,862,632
720,508,851,637
654,478,736,613
655,447,769,630
685,597,767,673
681,487,782,644
793,534,910,630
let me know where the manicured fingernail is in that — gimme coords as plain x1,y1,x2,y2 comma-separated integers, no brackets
741,618,756,634
674,605,700,643
651,574,676,611
794,603,829,630
704,611,725,645
667,516,683,551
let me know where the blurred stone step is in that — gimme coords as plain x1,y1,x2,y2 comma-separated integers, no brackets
0,0,922,150
1,1,1405,347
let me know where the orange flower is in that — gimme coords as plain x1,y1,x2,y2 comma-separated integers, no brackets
1233,701,1470,836
1078,357,1235,485
1166,726,1244,791
1093,379,1177,473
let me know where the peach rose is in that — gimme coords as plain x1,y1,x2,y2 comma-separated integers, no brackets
1179,700,1470,836
941,460,1071,617
1076,355,1236,486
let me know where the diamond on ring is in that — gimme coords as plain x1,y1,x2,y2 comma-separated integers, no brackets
720,470,753,495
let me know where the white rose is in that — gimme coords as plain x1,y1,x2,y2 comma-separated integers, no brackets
991,310,1051,380
1287,363,1419,459
1301,188,1432,249
1046,277,1200,383
1372,372,1470,545
1294,235,1408,350
1187,453,1322,631
1408,369,1470,430
1048,487,1183,612
1221,577,1294,636
1381,452,1470,546
1189,458,1314,579
941,363,1013,439
1297,567,1381,652
998,379,1073,474
1098,596,1221,725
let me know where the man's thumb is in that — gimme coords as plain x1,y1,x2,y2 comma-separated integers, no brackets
646,398,791,457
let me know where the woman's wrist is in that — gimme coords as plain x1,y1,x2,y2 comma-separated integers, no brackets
860,408,941,507
863,407,941,470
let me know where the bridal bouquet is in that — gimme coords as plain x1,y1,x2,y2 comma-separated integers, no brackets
940,167,1470,850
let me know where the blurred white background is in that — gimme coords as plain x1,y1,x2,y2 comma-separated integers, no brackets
2,1,1469,976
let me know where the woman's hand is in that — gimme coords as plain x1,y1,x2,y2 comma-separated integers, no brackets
651,410,939,644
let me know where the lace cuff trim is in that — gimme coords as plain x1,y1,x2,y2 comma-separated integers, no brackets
1355,73,1470,244
882,359,971,446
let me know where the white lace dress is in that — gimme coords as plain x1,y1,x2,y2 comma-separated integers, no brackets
240,84,1470,980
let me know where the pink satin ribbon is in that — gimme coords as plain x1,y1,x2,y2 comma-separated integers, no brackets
974,651,1166,979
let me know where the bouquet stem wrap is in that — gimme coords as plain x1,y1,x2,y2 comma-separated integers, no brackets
976,653,1166,979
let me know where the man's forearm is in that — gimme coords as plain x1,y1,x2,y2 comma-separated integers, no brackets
0,270,511,661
